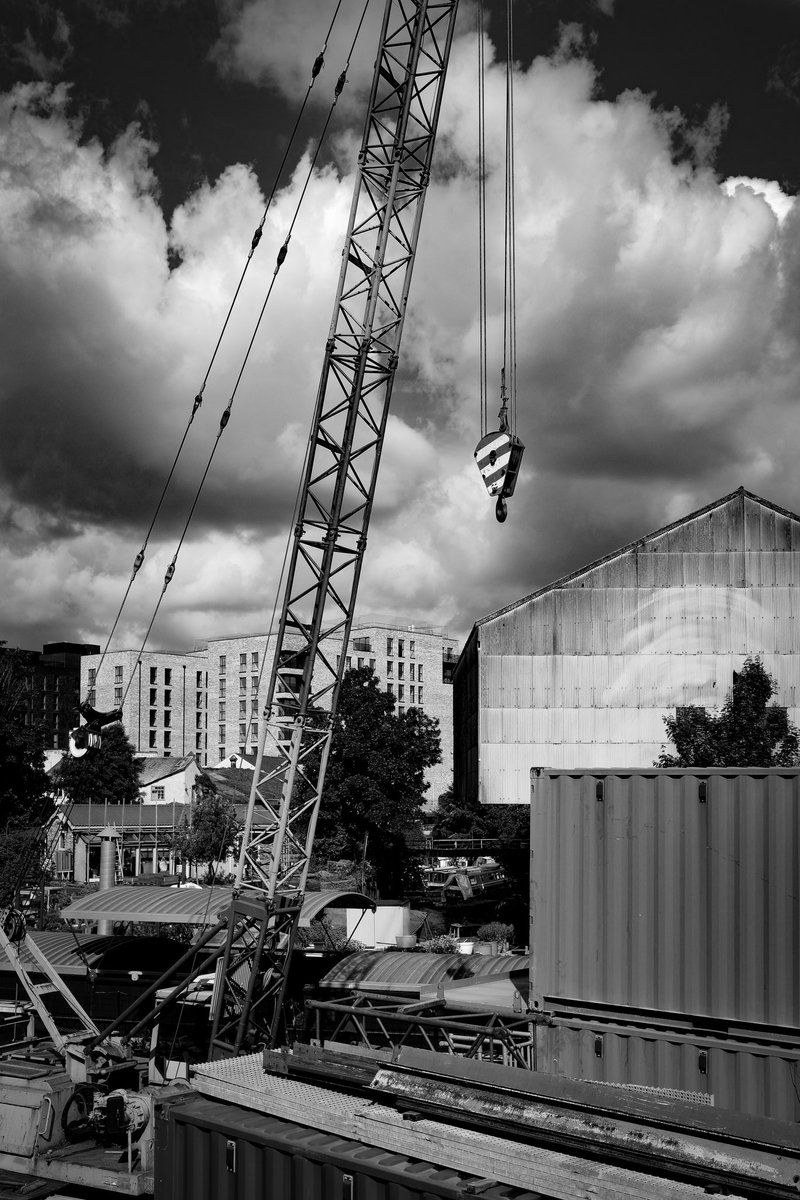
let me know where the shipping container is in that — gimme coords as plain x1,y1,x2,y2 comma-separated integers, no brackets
529,767,800,1120
154,1093,541,1200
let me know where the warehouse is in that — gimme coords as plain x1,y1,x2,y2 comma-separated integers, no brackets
454,487,800,805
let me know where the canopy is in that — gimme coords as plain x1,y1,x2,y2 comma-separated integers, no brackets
60,885,374,928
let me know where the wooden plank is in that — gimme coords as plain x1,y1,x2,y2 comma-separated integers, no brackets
190,1057,747,1200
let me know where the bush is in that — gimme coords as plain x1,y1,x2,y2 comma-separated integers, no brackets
476,921,514,944
416,934,460,954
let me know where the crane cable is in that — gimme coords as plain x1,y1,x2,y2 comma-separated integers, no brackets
477,0,518,440
477,0,488,439
119,0,372,713
501,0,518,439
92,0,348,692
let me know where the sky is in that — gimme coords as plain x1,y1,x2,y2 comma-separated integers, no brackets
2,0,800,656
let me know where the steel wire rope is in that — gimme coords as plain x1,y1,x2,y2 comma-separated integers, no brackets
498,0,518,435
477,0,489,439
91,1,347,691
119,4,371,714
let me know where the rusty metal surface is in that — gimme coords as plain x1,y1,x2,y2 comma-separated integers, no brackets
529,768,800,1029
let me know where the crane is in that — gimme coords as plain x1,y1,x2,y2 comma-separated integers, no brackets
207,0,460,1057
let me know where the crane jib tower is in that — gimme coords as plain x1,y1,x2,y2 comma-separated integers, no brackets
208,0,460,1056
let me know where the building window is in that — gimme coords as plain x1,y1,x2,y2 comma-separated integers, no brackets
239,700,247,717
196,733,203,750
196,711,203,728
251,698,258,713
219,746,226,761
410,640,415,658
149,730,157,748
150,667,157,684
398,706,404,716
219,702,226,720
251,724,258,743
398,685,404,701
398,662,404,680
357,658,364,670
149,688,157,705
418,664,423,682
353,637,371,653
386,637,393,657
410,685,415,703
220,678,226,697
219,725,226,743
164,732,171,750
239,745,246,758
398,639,404,658
250,746,258,759
369,658,375,671
88,668,96,686
164,690,171,707
115,665,123,683
251,676,258,694
240,653,247,669
251,651,259,669
87,688,96,706
114,686,123,705
196,671,203,688
164,711,171,728
149,708,157,726
219,655,226,673
239,723,247,741
387,682,393,695
196,691,203,708
164,668,172,686
418,687,423,705
346,656,352,670
387,661,393,677
152,786,165,801
239,676,247,695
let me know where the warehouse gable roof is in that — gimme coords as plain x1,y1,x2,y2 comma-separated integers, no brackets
474,486,800,628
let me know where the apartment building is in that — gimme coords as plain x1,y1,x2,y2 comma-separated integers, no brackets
82,622,457,801
82,649,208,762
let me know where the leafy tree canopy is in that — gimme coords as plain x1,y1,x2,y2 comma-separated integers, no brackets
314,667,442,897
0,643,51,903
170,772,242,883
657,656,800,767
56,723,142,805
430,785,528,878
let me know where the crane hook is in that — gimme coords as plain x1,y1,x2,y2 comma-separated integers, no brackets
495,496,507,523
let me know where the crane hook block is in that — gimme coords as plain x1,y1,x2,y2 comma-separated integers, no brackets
474,429,525,521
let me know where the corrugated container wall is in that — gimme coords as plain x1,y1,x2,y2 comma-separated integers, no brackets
154,1094,542,1200
529,768,800,1120
455,489,800,804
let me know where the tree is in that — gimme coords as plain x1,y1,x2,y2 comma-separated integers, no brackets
56,723,142,805
430,785,528,883
313,667,442,897
657,656,800,767
0,644,51,904
171,773,242,883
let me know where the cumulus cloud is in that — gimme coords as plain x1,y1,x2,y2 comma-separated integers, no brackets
3,17,800,656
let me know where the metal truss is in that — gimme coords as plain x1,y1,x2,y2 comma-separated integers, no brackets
209,0,460,1057
308,993,537,1071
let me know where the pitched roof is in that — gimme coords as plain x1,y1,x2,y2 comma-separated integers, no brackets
136,754,198,785
475,486,800,627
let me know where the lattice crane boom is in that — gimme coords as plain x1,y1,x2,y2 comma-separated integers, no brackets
208,0,459,1057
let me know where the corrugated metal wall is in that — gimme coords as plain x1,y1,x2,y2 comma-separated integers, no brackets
529,768,800,1120
155,1095,542,1200
464,492,800,803
530,768,800,1025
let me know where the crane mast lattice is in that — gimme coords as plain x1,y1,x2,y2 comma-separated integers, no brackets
208,0,459,1057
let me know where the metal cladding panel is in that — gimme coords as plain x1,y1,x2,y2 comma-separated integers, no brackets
155,1094,541,1200
530,769,800,1026
536,1023,800,1123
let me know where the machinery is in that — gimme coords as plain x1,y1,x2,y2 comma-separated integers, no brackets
0,0,462,1189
